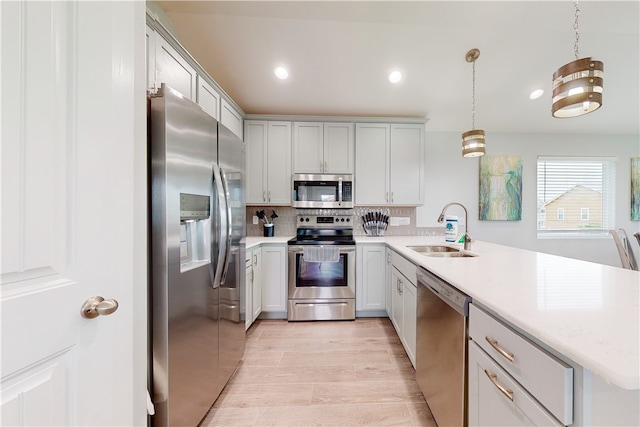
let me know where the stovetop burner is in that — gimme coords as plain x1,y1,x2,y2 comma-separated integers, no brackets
288,212,355,246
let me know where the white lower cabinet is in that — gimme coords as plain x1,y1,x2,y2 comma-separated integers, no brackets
355,244,386,315
468,341,563,427
468,304,573,426
251,249,262,323
245,247,262,330
260,244,287,318
388,250,417,368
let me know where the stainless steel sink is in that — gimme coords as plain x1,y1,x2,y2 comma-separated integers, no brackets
407,245,477,257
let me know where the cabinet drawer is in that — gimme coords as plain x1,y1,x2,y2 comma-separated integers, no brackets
469,304,573,425
390,250,416,286
469,341,564,426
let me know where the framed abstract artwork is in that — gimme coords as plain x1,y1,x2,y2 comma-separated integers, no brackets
632,158,640,221
479,155,523,221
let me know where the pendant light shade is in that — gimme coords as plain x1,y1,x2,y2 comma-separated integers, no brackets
462,129,486,158
552,57,603,118
462,48,485,158
552,0,603,118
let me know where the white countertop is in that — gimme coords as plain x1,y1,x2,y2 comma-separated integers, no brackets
244,234,640,390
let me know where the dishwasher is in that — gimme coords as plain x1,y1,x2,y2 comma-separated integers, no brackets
416,267,472,427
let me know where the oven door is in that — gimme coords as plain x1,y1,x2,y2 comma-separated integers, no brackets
287,245,355,301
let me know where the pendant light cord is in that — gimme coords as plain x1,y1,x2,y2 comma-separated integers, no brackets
574,0,580,59
471,59,476,130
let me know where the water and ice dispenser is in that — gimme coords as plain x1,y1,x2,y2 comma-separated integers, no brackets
179,193,211,272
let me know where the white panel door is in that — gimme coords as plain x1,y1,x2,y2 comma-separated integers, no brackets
390,123,424,205
155,33,196,100
355,123,389,205
1,2,146,426
293,122,323,173
197,76,221,121
323,122,355,174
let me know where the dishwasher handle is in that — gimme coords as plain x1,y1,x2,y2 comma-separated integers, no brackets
417,267,471,316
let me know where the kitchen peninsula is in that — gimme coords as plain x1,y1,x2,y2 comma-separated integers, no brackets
248,235,640,425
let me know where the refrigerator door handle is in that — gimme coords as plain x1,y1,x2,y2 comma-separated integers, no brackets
211,163,228,289
219,168,233,285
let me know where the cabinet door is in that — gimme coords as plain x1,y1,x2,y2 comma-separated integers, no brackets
155,35,196,100
385,249,393,316
197,76,220,121
244,121,267,204
324,123,354,174
356,245,386,312
390,267,404,334
221,98,243,140
245,262,253,330
390,123,424,205
403,281,417,367
265,122,292,205
261,245,287,315
146,24,157,94
355,123,389,205
293,122,323,173
468,342,563,427
252,249,262,322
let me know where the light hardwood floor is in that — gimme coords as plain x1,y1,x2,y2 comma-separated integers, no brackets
201,318,437,426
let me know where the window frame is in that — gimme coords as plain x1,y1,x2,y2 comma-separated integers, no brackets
537,156,617,239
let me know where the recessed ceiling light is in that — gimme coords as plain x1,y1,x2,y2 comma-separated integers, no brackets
274,66,289,80
529,89,544,100
388,71,402,84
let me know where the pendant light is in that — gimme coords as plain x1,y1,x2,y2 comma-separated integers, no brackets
462,48,485,158
552,0,603,118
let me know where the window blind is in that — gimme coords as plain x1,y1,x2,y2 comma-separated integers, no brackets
537,157,616,237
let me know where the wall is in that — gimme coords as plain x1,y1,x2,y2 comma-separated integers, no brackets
246,206,442,238
417,131,640,267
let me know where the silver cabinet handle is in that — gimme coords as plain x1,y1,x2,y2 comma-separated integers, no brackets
484,369,514,401
485,336,515,363
386,192,389,203
324,161,328,171
262,191,266,202
268,190,271,202
391,192,394,203
81,296,119,319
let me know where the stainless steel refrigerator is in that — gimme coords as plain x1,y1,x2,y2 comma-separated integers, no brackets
148,84,246,427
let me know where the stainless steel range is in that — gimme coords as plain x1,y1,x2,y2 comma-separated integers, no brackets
287,212,356,321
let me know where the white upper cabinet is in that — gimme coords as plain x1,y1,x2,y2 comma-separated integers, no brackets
197,76,220,121
389,123,425,205
245,120,292,205
355,123,390,205
324,122,355,173
146,24,157,94
221,98,244,140
153,34,197,101
355,122,424,205
293,122,354,174
146,15,244,136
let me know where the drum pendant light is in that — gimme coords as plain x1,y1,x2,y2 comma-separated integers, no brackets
552,0,603,118
462,48,486,158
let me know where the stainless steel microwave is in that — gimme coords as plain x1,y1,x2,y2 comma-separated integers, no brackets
292,174,354,208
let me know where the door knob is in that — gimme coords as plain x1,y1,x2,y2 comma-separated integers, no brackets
81,296,119,319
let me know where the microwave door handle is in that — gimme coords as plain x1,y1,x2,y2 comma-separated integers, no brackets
219,167,233,285
338,177,343,203
210,163,228,289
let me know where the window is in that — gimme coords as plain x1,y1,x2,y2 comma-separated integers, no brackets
581,208,590,221
537,157,616,238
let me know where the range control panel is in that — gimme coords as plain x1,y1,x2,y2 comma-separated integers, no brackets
296,213,353,229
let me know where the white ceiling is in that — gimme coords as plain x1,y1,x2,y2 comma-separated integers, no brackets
156,1,639,135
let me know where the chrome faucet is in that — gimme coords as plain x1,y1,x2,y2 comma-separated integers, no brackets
437,202,472,250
